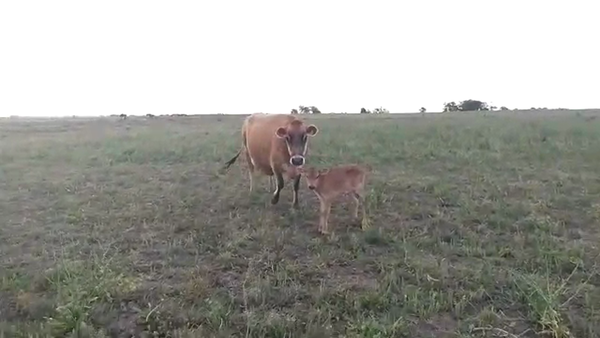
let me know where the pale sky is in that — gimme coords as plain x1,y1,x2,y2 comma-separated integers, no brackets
1,0,598,117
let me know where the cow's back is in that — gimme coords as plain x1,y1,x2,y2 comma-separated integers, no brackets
244,114,296,175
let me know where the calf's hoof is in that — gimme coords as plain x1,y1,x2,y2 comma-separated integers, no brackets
360,217,371,231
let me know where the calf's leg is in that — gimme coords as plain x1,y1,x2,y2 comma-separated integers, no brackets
353,191,369,230
354,192,367,217
319,200,332,234
351,192,360,218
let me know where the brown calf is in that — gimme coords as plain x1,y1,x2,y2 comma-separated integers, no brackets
299,164,370,234
223,113,319,207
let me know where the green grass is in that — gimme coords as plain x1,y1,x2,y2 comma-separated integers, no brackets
1,110,600,337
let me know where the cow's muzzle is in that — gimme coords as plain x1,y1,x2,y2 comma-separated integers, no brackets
290,155,305,167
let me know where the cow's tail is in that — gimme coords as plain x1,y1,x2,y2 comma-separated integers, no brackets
223,123,249,173
222,147,243,172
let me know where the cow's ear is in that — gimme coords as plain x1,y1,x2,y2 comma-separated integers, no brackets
275,127,287,138
306,124,318,136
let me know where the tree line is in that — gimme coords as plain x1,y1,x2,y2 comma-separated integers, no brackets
114,102,559,118
441,99,506,112
294,101,525,115
291,106,391,114
437,100,554,113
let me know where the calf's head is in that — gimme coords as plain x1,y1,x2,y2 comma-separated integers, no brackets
276,120,318,167
300,167,330,190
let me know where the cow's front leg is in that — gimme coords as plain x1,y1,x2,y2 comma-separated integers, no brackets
271,171,285,205
292,173,301,209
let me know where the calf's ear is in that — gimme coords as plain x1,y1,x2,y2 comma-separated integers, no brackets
306,124,318,136
276,127,287,138
317,168,330,177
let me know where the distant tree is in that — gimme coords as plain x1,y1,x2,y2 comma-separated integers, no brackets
490,106,497,111
443,102,459,112
119,113,127,120
310,106,322,114
419,107,426,113
373,107,389,114
500,106,509,111
296,105,321,114
459,99,488,111
298,105,311,114
146,113,155,118
360,107,371,114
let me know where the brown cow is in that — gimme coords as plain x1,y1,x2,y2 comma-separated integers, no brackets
299,164,370,234
223,113,319,207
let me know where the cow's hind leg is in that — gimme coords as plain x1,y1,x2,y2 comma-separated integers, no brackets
271,171,284,205
269,176,275,192
248,171,254,193
244,150,255,192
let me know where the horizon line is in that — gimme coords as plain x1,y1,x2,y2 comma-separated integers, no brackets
2,108,600,119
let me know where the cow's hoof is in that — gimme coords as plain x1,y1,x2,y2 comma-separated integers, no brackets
271,196,279,205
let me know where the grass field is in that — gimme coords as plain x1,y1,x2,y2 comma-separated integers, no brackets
1,110,600,337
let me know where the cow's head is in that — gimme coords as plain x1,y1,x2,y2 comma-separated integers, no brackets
275,119,318,167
